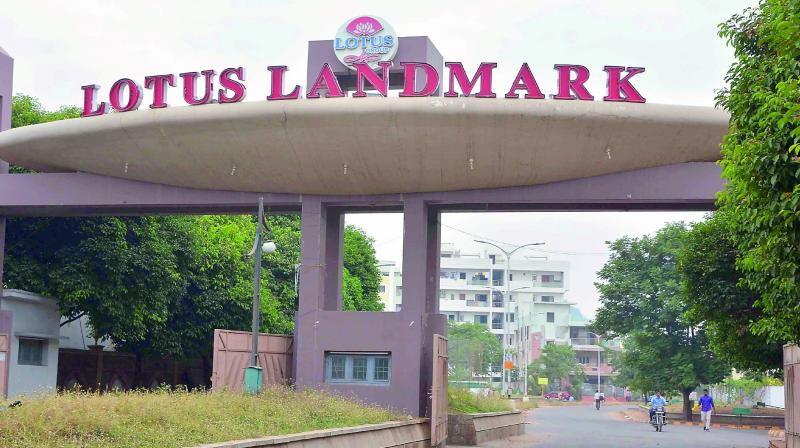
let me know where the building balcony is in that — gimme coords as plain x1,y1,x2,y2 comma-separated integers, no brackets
571,337,600,346
465,300,489,308
580,364,615,376
467,279,489,286
491,322,503,330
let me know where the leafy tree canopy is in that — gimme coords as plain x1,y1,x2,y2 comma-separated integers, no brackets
679,211,783,374
447,322,502,379
3,96,385,364
716,0,800,343
591,223,729,419
526,343,586,394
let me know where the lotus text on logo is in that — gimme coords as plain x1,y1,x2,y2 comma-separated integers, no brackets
334,15,398,70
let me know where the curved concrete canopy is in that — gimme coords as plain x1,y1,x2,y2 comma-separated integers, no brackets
0,98,729,195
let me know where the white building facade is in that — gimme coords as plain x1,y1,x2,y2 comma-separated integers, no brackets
379,244,619,395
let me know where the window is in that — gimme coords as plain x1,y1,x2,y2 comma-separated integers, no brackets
379,285,386,293
448,314,455,321
459,272,466,280
546,340,555,346
450,294,455,300
474,315,488,324
330,355,346,380
352,357,368,381
542,274,555,283
578,356,590,364
509,273,513,281
396,286,402,294
541,296,555,303
509,313,515,323
476,294,488,302
459,293,466,301
546,312,555,323
374,357,390,381
18,338,45,366
325,353,391,385
489,254,496,264
395,304,402,311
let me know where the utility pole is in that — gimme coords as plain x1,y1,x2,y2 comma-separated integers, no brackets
475,240,544,397
251,197,264,367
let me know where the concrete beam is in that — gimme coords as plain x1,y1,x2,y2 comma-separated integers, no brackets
0,163,720,217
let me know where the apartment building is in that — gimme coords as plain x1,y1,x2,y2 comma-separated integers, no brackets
379,243,619,395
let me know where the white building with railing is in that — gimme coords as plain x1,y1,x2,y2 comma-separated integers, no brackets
379,243,578,388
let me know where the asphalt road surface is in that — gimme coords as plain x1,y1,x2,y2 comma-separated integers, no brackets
475,403,769,448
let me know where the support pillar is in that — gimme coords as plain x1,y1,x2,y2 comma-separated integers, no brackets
0,46,13,296
294,197,344,389
401,197,446,417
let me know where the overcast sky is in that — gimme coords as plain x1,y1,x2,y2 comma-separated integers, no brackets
1,0,755,316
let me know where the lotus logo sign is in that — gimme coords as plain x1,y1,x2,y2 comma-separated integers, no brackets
333,15,398,71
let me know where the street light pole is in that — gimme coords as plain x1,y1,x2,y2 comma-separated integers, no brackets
475,240,544,397
251,197,264,367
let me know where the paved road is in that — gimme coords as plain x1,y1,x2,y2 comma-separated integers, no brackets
476,404,769,448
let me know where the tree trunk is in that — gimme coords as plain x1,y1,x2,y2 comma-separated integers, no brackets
682,388,693,422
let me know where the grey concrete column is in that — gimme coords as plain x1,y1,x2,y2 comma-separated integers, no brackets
0,46,13,295
294,197,344,388
401,197,441,315
401,197,446,416
298,197,343,314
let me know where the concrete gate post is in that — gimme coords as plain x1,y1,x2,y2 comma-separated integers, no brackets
401,196,446,417
293,196,344,388
0,47,13,296
293,195,445,417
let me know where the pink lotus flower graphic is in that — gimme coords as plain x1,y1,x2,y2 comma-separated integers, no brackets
346,16,384,36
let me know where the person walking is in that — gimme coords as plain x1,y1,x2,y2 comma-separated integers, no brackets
698,389,715,431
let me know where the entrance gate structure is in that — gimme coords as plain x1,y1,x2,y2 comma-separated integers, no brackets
0,38,728,418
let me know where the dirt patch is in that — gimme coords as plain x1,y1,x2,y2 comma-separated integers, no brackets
618,407,652,423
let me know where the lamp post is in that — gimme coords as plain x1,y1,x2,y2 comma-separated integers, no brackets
487,285,535,396
475,240,544,398
588,331,601,395
245,197,277,393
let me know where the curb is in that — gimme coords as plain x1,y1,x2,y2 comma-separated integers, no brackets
622,409,777,431
668,420,778,431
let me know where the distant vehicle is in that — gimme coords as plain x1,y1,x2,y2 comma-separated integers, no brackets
544,391,572,401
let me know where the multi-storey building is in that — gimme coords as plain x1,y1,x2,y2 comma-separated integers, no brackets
379,243,618,395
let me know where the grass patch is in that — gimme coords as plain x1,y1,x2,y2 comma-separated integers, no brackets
448,387,513,414
0,387,402,448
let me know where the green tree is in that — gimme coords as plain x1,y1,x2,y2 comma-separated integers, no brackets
526,344,586,396
591,224,730,420
3,96,386,372
716,1,800,343
343,225,383,311
679,211,783,374
8,94,80,172
447,322,502,380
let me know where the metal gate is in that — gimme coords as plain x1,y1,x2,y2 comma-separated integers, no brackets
211,329,293,392
431,334,448,447
787,344,800,448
